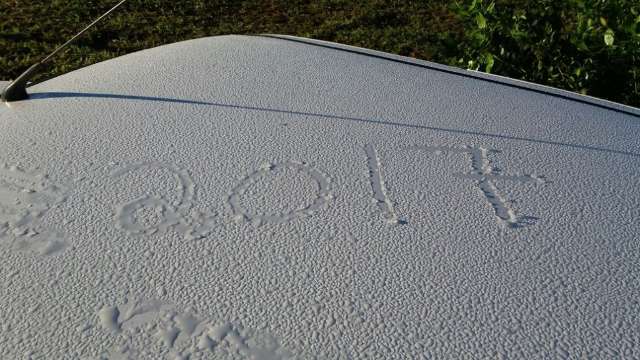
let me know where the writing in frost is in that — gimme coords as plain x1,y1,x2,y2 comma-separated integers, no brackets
110,161,333,239
0,145,547,255
0,164,68,256
92,299,292,358
112,145,546,239
367,145,547,228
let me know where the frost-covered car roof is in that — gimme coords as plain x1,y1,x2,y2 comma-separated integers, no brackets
1,35,639,358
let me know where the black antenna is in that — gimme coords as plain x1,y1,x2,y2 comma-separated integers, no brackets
2,0,127,102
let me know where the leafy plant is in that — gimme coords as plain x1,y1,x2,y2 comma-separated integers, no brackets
452,0,640,106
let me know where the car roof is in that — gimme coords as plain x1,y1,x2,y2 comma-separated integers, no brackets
1,35,639,358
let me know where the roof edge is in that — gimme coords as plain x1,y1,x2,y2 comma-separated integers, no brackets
258,34,640,118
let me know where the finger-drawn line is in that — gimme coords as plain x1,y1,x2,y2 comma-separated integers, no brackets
410,146,546,228
0,164,69,255
95,299,293,359
115,196,181,235
228,161,332,224
111,162,212,237
110,162,195,207
365,144,404,225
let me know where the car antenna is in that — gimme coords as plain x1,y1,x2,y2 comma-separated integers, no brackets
1,0,127,102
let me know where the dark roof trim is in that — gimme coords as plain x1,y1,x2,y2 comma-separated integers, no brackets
258,34,640,118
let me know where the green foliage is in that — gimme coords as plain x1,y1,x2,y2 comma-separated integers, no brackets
0,0,638,107
453,0,640,107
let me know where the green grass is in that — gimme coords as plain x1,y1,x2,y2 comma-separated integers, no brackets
1,0,638,107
